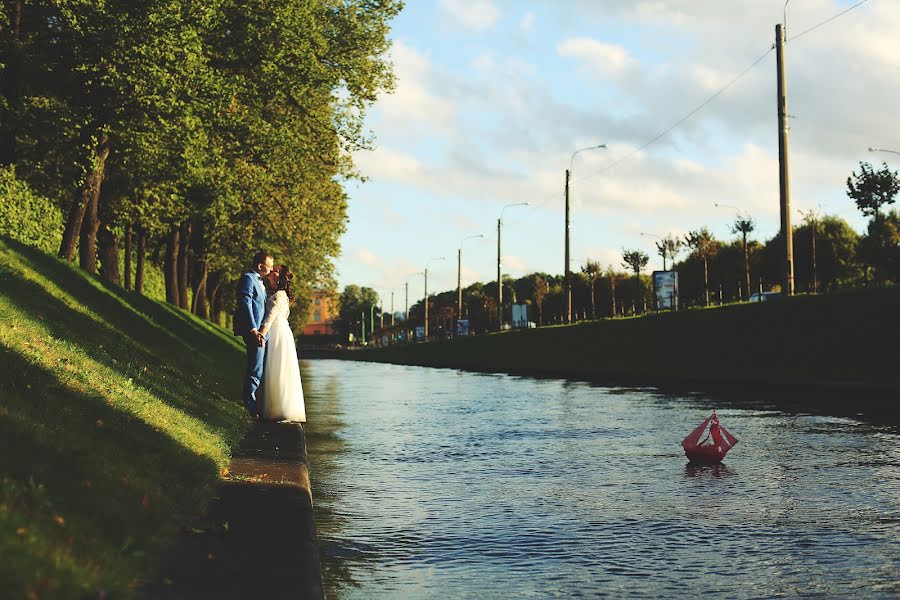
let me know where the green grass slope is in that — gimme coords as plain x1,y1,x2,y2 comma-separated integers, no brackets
352,287,900,391
0,238,248,598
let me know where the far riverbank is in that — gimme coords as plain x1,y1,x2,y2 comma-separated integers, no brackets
340,287,900,416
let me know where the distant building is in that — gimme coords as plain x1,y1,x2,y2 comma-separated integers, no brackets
301,290,337,336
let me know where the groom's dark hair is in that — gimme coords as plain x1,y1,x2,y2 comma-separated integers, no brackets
252,250,272,269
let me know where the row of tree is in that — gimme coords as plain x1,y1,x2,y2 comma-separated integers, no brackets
335,160,899,341
1,0,401,323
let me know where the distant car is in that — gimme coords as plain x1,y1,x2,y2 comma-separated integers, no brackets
748,292,781,302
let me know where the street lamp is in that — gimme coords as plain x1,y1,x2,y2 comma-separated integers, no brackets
404,273,423,342
869,147,900,158
639,232,665,270
457,234,484,336
565,143,608,323
498,203,528,331
424,257,445,340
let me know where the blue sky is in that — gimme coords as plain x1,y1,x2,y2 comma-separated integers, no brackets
335,0,896,303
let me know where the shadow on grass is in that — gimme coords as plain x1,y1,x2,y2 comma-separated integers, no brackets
2,237,242,364
0,347,221,597
0,240,245,429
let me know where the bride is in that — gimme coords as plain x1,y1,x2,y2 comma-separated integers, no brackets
258,265,306,423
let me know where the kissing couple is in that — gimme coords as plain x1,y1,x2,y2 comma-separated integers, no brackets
233,250,306,423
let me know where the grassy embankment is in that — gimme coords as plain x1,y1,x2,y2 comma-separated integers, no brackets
0,238,248,597
350,287,900,392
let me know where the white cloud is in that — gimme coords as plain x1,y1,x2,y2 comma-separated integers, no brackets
520,11,535,32
439,0,501,32
338,1,896,291
377,41,455,133
557,36,635,74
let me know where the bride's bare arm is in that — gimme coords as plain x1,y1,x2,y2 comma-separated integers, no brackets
258,291,288,337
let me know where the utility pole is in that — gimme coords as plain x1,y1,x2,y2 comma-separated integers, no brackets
391,291,395,326
404,282,408,341
564,168,572,323
458,247,462,335
776,23,795,295
497,217,502,331
360,310,364,345
370,303,375,344
424,268,429,339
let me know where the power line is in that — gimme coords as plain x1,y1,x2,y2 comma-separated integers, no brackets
570,0,872,186
789,0,871,42
573,45,775,186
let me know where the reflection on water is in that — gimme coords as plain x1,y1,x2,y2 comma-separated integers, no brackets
303,360,900,599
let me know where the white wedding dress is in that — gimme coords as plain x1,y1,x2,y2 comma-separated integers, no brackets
261,290,306,422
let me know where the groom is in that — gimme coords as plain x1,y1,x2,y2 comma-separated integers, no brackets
234,250,273,419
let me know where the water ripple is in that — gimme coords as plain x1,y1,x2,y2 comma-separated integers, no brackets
304,360,900,599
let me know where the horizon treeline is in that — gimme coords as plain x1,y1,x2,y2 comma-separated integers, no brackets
337,185,900,339
0,0,402,324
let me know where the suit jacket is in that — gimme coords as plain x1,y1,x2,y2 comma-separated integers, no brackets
233,271,267,336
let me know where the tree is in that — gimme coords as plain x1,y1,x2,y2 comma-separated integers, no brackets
580,259,602,319
684,228,719,306
654,234,682,271
606,267,619,317
730,216,755,299
337,285,380,343
847,161,899,222
531,275,548,326
621,249,649,312
858,210,900,284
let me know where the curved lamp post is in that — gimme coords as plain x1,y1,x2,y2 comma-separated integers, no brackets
639,232,664,270
869,147,900,158
498,203,528,331
565,144,608,323
457,234,483,335
424,257,445,339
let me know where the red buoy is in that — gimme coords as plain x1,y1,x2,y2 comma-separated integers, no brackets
682,411,738,464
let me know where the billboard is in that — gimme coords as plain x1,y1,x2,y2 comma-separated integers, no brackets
653,270,678,310
511,304,528,328
456,319,470,336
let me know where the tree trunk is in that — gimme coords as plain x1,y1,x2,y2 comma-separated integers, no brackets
0,1,23,165
811,223,818,293
79,181,102,273
165,228,180,306
124,224,133,291
192,258,209,318
743,231,751,301
703,256,709,306
610,277,617,317
207,272,223,324
177,222,190,310
135,228,146,295
97,223,120,285
59,133,109,261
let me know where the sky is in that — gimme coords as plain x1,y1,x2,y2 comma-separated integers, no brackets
335,0,899,305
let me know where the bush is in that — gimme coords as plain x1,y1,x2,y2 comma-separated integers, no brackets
0,166,63,254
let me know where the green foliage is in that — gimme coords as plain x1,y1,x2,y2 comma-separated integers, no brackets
337,284,380,341
847,161,900,220
858,211,900,283
1,0,404,320
0,166,63,253
621,248,650,275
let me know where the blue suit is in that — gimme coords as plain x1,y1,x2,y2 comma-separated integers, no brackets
234,271,267,415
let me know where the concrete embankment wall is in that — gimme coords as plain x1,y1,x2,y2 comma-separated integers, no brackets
344,287,900,396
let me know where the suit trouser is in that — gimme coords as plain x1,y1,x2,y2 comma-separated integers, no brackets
242,333,266,415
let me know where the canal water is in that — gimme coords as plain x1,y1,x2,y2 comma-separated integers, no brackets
302,359,900,599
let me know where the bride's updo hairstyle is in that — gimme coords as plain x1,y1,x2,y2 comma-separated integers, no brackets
275,265,295,301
